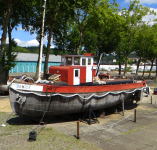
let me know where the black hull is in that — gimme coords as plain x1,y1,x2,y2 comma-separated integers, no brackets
9,87,143,118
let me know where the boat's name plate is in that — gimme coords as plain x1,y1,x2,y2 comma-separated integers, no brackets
11,83,43,91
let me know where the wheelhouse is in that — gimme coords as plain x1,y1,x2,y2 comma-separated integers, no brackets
48,53,96,85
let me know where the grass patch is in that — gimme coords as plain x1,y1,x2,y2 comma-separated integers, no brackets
106,138,111,141
0,112,7,114
121,127,146,135
0,119,99,150
45,127,53,131
121,122,157,136
143,109,157,113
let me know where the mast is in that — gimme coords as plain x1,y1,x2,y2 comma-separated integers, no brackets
95,52,105,76
38,0,47,81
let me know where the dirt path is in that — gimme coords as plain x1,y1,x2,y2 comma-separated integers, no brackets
0,97,12,112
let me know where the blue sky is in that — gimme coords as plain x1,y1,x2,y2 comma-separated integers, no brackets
118,0,157,8
2,0,157,48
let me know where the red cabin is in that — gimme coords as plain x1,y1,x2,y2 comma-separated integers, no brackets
49,53,96,85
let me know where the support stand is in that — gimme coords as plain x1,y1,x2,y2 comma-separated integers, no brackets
81,105,99,125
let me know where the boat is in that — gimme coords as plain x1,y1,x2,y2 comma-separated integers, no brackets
8,0,147,118
9,52,147,118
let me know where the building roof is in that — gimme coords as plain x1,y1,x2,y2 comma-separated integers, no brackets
15,53,61,62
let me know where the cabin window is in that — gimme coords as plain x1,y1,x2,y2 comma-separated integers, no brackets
75,70,78,77
65,57,72,65
82,58,86,65
74,57,80,65
88,58,91,65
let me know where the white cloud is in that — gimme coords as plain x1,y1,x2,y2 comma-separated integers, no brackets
50,45,55,48
1,37,55,48
14,39,39,47
119,7,157,25
17,27,23,31
125,0,157,4
150,8,157,12
14,38,55,48
142,8,157,25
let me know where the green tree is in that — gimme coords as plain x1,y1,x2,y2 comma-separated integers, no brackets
132,24,151,77
0,0,36,84
115,38,126,75
74,0,101,55
146,25,157,79
120,0,150,76
0,0,15,84
53,23,80,55
53,0,121,62
39,0,76,79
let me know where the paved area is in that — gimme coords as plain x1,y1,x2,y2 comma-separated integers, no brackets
47,83,157,150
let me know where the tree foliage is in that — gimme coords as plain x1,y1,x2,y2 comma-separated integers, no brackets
0,0,157,83
119,0,151,76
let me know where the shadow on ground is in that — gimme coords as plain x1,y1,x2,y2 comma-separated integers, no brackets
6,102,139,127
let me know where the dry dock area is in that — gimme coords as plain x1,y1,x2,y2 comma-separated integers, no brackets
1,82,157,149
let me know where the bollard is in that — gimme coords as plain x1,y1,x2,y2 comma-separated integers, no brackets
151,96,152,104
122,100,124,116
77,121,79,139
134,109,136,122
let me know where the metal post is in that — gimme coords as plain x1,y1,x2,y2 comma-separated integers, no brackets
77,121,79,139
89,105,91,125
134,109,136,122
38,0,47,81
122,100,124,116
151,96,152,104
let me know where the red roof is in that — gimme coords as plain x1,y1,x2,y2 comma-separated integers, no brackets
84,53,95,56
